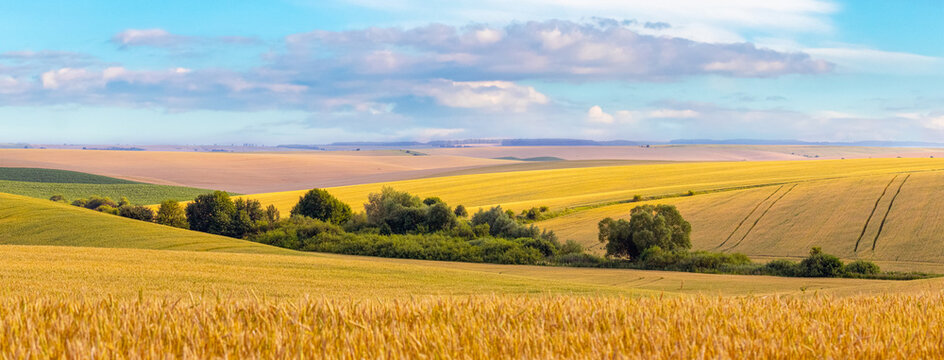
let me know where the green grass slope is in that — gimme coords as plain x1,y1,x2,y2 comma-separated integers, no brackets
0,192,289,254
0,167,223,204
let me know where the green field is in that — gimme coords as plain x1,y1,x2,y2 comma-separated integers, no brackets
0,167,224,204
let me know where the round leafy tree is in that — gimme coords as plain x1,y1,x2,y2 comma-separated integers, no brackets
291,188,352,224
598,204,691,259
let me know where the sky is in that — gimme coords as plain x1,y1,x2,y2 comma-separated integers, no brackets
0,0,942,145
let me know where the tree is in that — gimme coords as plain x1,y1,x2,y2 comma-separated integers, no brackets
156,200,188,228
290,188,352,224
598,204,691,259
426,202,457,232
264,204,280,224
845,260,880,276
186,191,237,236
422,197,443,206
118,205,154,221
799,247,844,277
364,187,421,225
233,198,266,237
454,204,468,218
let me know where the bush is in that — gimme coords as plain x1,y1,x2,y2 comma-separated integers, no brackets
845,260,880,276
290,188,352,224
49,194,67,203
96,205,118,215
762,259,800,277
799,247,844,277
156,200,189,228
559,240,584,255
85,196,117,210
118,205,154,221
471,206,555,241
250,217,344,249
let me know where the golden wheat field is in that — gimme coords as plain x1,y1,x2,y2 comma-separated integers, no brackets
5,293,944,359
245,158,944,216
536,170,944,271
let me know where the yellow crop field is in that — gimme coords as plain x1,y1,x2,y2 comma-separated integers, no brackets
537,170,944,271
243,158,944,216
5,292,944,358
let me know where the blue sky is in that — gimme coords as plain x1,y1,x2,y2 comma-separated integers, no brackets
0,0,942,144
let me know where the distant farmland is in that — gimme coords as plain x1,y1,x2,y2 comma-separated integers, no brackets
0,168,219,205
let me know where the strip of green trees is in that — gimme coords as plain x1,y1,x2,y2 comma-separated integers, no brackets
53,189,930,279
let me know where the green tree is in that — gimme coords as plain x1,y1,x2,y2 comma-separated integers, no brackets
799,247,844,277
454,204,468,218
598,204,691,259
264,204,280,224
426,202,457,232
118,205,154,221
364,187,422,225
186,191,236,236
233,198,266,237
290,188,352,224
155,200,189,229
845,260,880,276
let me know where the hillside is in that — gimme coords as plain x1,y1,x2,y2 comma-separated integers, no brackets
0,192,288,254
0,191,893,297
536,171,944,271
0,167,218,205
245,158,944,215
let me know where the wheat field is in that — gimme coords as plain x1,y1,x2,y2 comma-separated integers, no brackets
243,158,944,216
4,292,944,358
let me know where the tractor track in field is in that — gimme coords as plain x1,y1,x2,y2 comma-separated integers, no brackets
726,184,798,251
716,185,784,249
871,174,910,251
854,175,898,253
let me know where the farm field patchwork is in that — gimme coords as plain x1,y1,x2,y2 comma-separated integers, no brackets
0,149,515,193
245,157,944,216
0,167,219,205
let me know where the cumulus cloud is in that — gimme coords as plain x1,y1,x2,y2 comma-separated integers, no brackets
587,106,614,124
417,80,548,112
284,20,832,80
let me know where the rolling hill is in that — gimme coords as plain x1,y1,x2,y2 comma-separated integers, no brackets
0,167,219,205
244,157,944,216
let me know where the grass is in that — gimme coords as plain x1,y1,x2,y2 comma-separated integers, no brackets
0,192,284,253
0,168,222,205
5,292,944,358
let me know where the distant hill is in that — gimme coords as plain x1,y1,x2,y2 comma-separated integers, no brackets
669,139,944,147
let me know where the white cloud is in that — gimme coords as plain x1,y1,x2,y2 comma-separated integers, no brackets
418,80,549,112
41,68,102,90
0,76,28,94
111,29,184,48
587,105,614,124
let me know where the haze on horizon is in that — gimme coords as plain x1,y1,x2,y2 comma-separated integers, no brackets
0,1,942,145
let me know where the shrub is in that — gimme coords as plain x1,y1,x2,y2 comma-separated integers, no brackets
454,204,468,218
118,205,154,221
96,205,119,215
762,259,800,277
426,202,457,232
290,188,352,224
845,260,880,276
422,197,443,206
799,247,844,277
49,194,67,203
156,200,188,228
85,196,118,210
632,194,643,202
471,206,555,241
71,198,88,207
559,240,584,255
